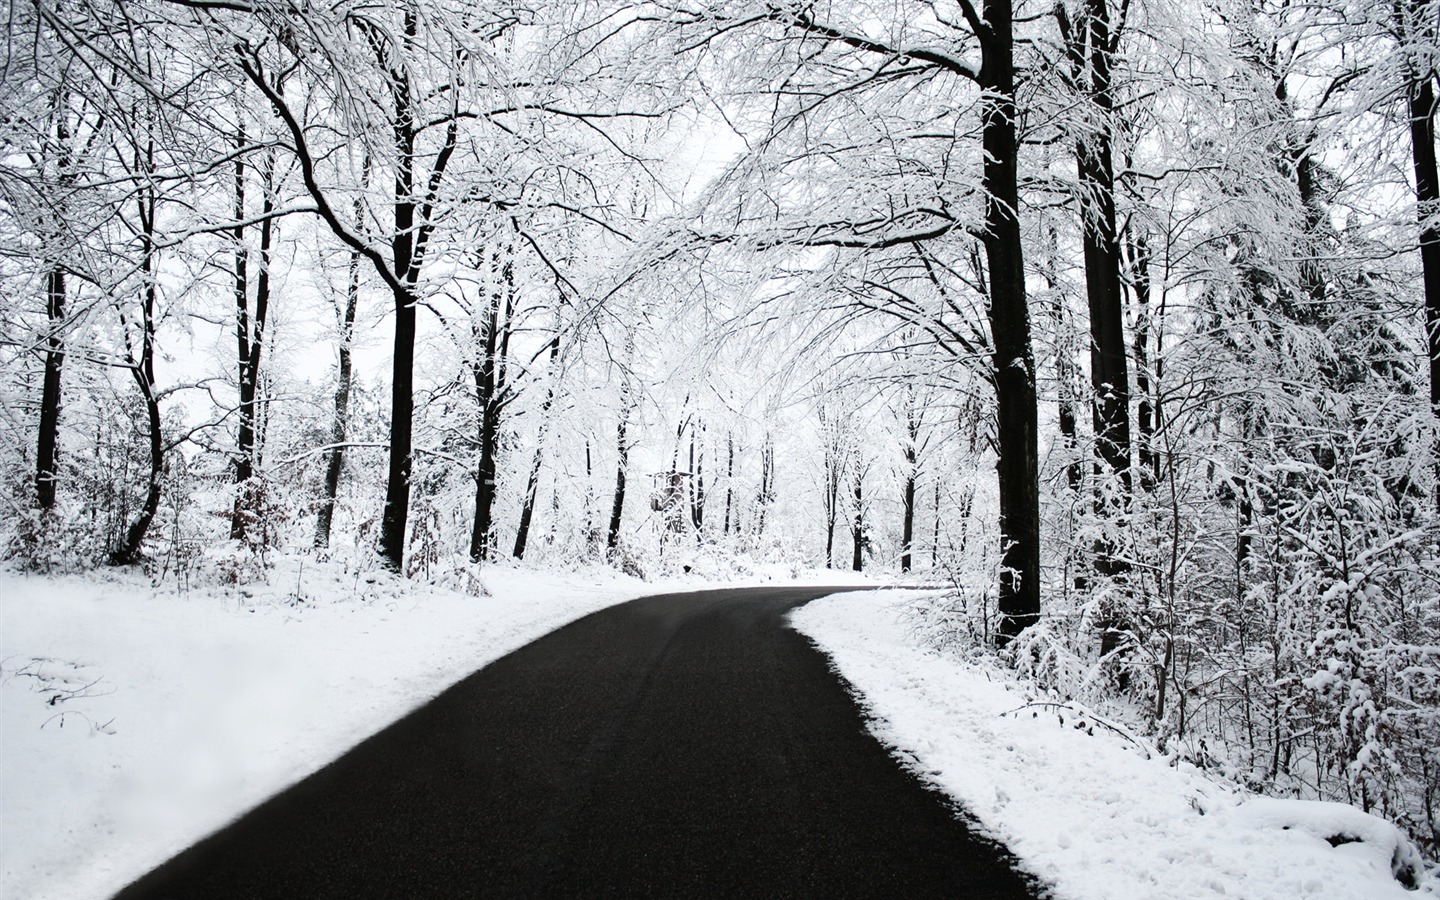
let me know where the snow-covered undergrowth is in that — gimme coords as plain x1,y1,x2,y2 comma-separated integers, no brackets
791,589,1437,900
1,559,675,900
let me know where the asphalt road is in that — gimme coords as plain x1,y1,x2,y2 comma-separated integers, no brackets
114,585,1043,899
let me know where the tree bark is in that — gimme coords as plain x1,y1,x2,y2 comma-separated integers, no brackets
230,137,274,542
690,423,705,531
756,436,775,536
1127,230,1158,494
851,466,864,572
376,11,425,571
36,265,65,511
36,89,83,513
313,160,368,551
931,480,942,568
981,0,1041,639
607,377,633,556
229,123,251,539
469,246,513,563
724,433,734,536
112,177,162,566
1409,67,1440,511
901,421,917,573
1070,0,1132,505
513,333,561,560
825,441,839,568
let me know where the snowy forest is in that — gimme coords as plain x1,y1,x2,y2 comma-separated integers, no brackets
2,0,1439,864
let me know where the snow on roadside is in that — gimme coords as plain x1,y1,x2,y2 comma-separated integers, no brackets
0,560,658,900
790,589,1436,900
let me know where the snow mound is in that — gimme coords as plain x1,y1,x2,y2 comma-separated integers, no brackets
1233,797,1427,889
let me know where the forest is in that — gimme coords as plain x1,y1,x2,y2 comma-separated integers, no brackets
2,0,1438,859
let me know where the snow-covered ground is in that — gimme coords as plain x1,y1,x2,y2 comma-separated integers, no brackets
791,589,1437,900
0,560,678,900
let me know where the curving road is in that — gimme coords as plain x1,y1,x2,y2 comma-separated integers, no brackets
114,585,1043,899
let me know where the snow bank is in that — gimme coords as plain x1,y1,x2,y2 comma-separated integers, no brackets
0,561,653,900
790,589,1436,900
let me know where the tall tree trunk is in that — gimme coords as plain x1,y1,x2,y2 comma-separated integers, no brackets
898,406,921,567
112,177,162,566
1063,0,1132,664
376,14,421,571
378,285,417,570
1409,67,1440,511
36,94,77,513
607,376,633,556
981,0,1041,639
901,466,916,573
313,159,368,551
724,433,734,535
231,139,275,542
469,246,512,563
690,423,705,531
1041,226,1083,495
931,480,942,568
756,435,775,535
1070,0,1132,502
513,333,561,560
824,435,839,568
1127,229,1158,494
851,466,864,572
36,265,65,511
230,123,251,539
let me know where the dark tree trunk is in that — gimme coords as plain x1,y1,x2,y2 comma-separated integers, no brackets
957,485,974,556
468,367,499,564
901,470,916,573
36,93,77,513
1062,0,1132,666
377,15,424,572
824,437,839,568
1058,377,1082,494
901,440,917,574
690,424,705,531
1071,0,1132,504
1410,69,1440,511
514,333,561,560
378,287,417,570
231,141,275,542
724,433,734,535
931,480,942,568
512,445,543,559
756,436,775,535
1127,230,1158,494
112,180,162,566
229,126,251,539
607,381,633,556
1042,227,1083,496
36,265,65,510
469,247,513,563
980,0,1041,640
851,468,864,572
314,166,367,551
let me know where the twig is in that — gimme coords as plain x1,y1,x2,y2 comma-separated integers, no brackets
1000,700,1153,759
